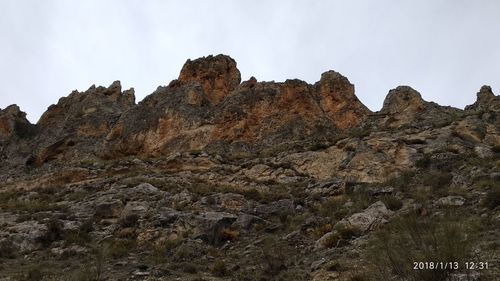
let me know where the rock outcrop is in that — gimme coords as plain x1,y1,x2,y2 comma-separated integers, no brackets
315,71,371,129
27,81,135,166
378,86,462,128
465,85,500,113
0,105,34,143
178,54,241,105
105,55,371,158
0,105,36,167
0,54,498,171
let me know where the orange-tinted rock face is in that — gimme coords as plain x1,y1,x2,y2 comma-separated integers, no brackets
105,56,372,157
315,71,371,129
211,79,331,144
178,54,241,105
15,54,487,166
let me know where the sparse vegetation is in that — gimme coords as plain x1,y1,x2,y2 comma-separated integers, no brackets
484,186,500,210
119,213,140,228
380,195,403,211
106,239,137,259
492,145,500,153
0,239,17,259
219,228,239,241
365,210,479,281
421,170,453,190
415,154,431,169
211,260,227,277
37,218,64,248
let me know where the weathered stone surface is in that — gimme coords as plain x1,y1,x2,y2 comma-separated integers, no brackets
0,105,36,168
436,196,465,207
315,70,371,129
178,54,241,105
0,105,35,143
378,86,463,129
193,211,237,245
26,81,135,166
253,199,295,217
338,201,394,232
465,85,500,112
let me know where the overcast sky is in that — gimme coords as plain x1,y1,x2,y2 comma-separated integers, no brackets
1,0,499,123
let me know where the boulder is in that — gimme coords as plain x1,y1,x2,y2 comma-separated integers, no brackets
94,200,124,219
338,201,394,233
193,211,237,245
436,196,465,207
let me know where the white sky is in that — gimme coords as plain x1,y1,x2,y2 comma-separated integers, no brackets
1,0,499,123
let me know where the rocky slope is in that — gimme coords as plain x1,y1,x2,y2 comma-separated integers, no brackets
0,55,499,281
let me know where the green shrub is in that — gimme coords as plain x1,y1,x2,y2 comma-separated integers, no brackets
64,229,90,245
492,145,500,153
349,274,370,281
211,260,227,277
365,211,476,281
189,149,203,156
484,187,500,210
25,268,44,281
308,142,330,151
381,195,403,211
119,214,140,228
37,218,64,248
173,243,198,262
384,171,415,191
261,237,287,277
64,219,94,245
415,154,431,169
107,239,136,258
180,262,199,274
422,171,453,190
242,188,263,202
316,196,347,218
0,239,17,258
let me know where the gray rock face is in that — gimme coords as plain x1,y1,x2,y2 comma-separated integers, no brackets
0,105,35,143
24,81,135,167
338,201,394,233
381,86,426,115
253,199,295,217
378,86,463,128
193,211,237,245
465,85,500,112
0,105,37,169
436,196,466,207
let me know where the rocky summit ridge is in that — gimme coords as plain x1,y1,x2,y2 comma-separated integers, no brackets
1,54,497,170
0,55,499,281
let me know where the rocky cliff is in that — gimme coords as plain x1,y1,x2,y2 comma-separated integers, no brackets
0,55,499,281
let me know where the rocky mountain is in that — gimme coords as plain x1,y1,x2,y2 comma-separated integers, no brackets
0,55,499,281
